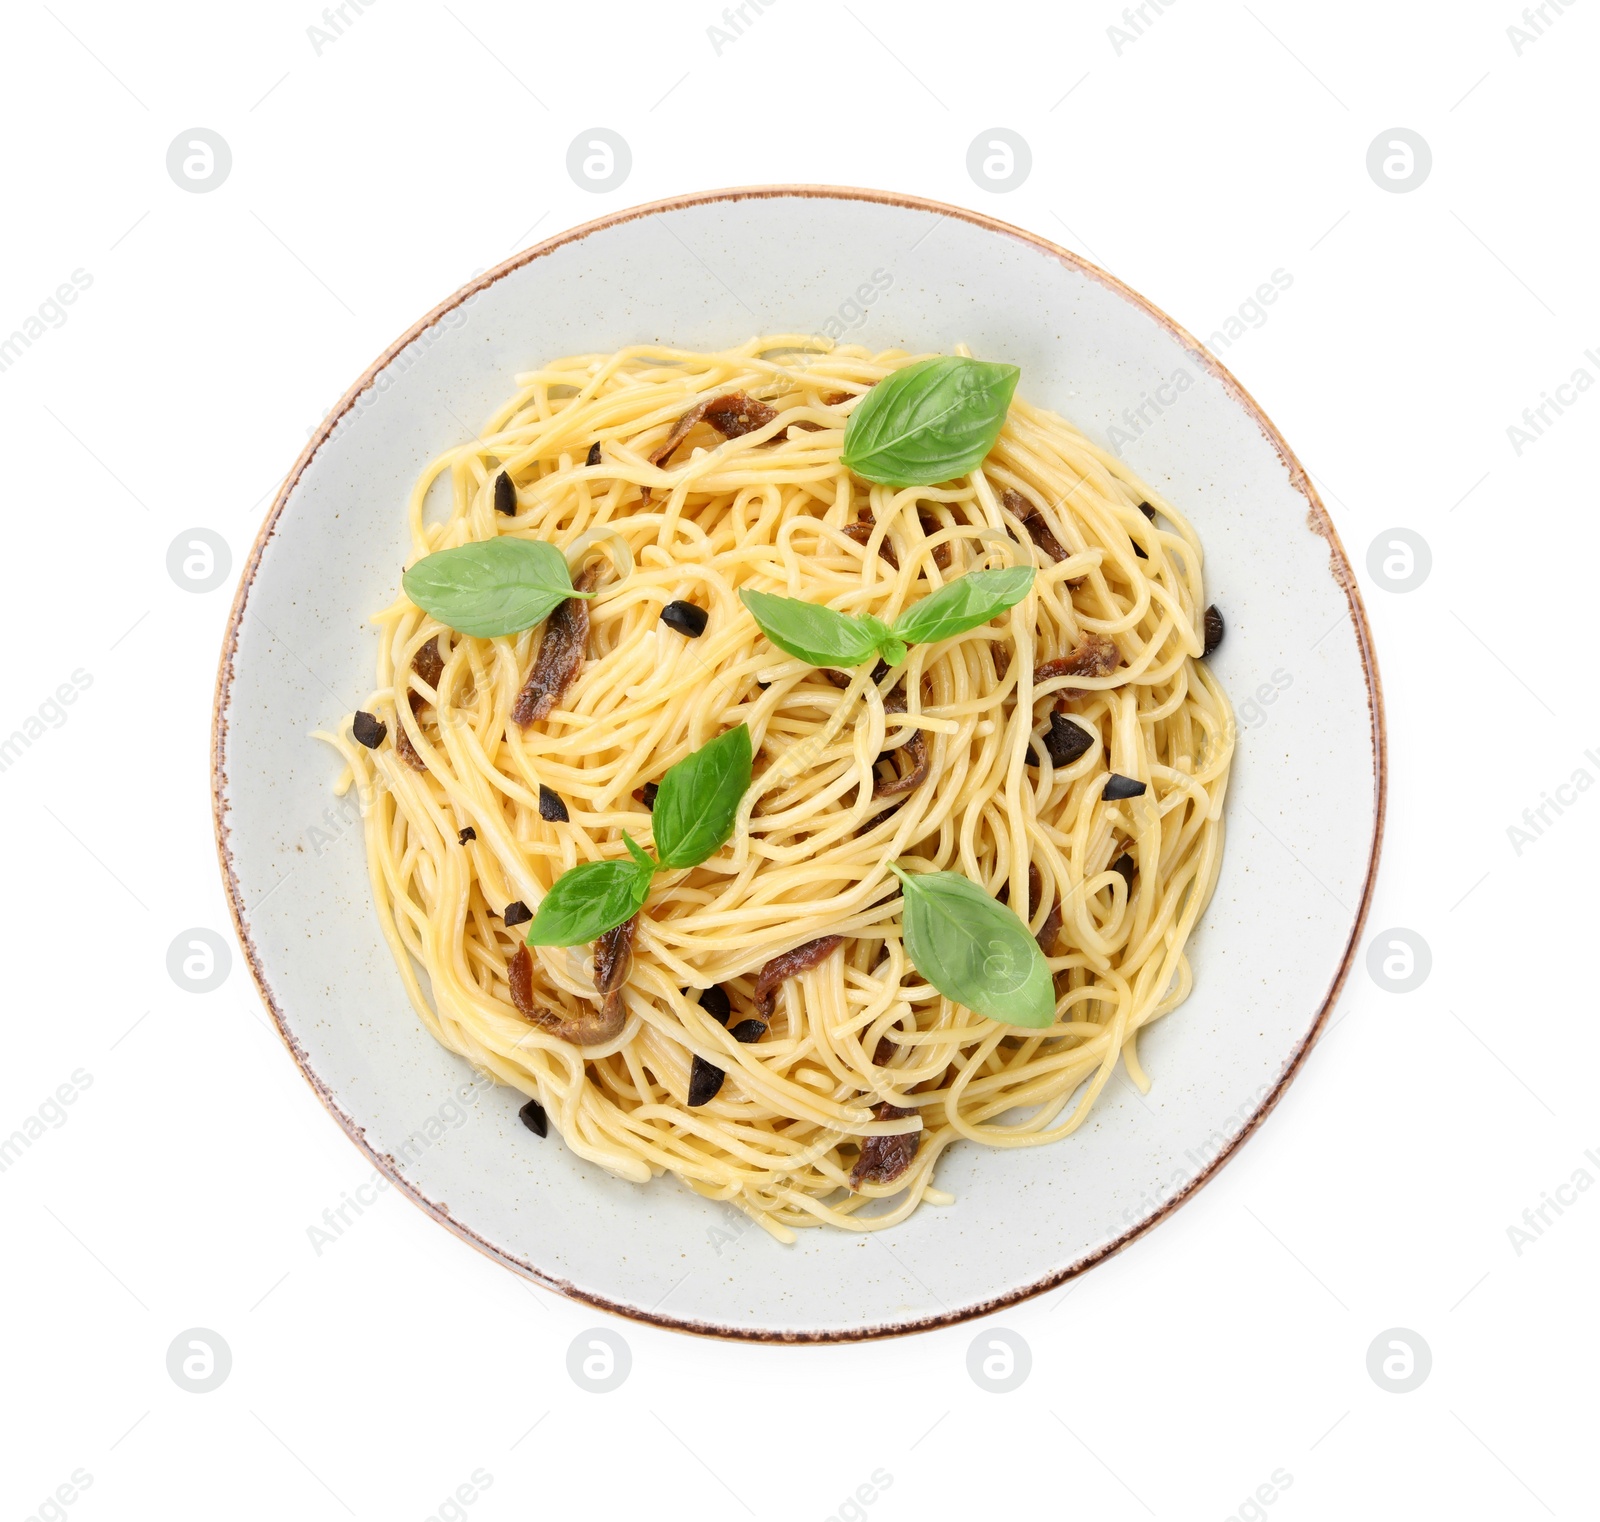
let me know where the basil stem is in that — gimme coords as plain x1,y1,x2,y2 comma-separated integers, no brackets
526,728,754,948
742,567,1034,672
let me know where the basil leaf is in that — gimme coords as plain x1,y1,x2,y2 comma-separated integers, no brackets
403,538,592,639
889,864,1056,1028
858,614,903,667
622,833,657,872
525,856,652,947
652,724,753,870
842,357,1020,488
740,589,884,669
891,567,1036,648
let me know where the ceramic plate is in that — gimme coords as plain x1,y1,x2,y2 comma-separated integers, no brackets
213,187,1384,1341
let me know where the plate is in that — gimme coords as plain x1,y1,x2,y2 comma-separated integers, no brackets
213,186,1384,1341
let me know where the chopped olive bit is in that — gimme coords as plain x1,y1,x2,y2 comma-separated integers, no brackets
1111,853,1136,889
1103,774,1147,801
1130,501,1156,558
352,710,387,748
730,1019,766,1044
502,900,533,927
697,985,732,1025
585,441,601,468
493,470,517,516
1203,604,1225,657
633,782,658,810
687,1054,725,1107
518,1098,548,1137
538,784,569,823
1044,711,1094,765
661,600,709,638
458,826,476,845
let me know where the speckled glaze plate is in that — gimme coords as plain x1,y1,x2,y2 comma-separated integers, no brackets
213,187,1384,1341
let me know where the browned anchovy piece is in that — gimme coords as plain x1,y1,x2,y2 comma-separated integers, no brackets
641,391,778,503
1000,863,1063,956
396,701,426,770
753,934,843,1023
855,804,900,837
998,862,1041,912
848,508,949,568
397,637,447,771
917,509,952,570
811,674,930,799
840,509,899,569
1035,631,1121,684
593,913,637,1035
850,1102,920,1189
1001,486,1070,564
1036,902,1063,957
512,565,598,727
871,688,929,800
758,390,857,438
819,660,892,690
412,635,446,690
507,940,627,1047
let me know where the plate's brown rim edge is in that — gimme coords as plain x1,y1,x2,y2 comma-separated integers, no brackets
210,182,1387,1346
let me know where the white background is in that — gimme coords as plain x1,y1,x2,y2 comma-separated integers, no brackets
1,2,1594,1518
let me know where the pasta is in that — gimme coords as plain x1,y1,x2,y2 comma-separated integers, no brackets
316,337,1234,1239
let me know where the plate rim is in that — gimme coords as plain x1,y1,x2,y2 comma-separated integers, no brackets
211,182,1388,1343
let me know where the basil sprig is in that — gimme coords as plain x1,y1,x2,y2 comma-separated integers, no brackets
842,356,1020,488
651,722,756,870
738,590,891,669
889,864,1057,1029
524,854,654,947
402,538,592,639
526,725,753,947
740,566,1033,671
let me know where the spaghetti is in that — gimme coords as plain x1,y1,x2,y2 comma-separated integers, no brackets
317,338,1234,1238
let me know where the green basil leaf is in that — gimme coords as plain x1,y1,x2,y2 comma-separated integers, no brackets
403,538,592,639
889,864,1056,1028
525,857,653,947
842,357,1021,488
740,588,885,669
858,615,901,666
652,724,754,870
622,833,657,872
890,567,1036,648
